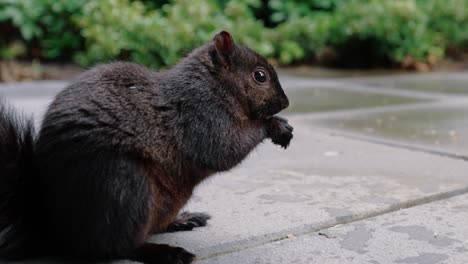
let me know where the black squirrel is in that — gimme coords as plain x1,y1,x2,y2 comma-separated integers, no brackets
0,31,293,264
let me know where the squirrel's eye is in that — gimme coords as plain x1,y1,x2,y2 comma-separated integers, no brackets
253,70,267,83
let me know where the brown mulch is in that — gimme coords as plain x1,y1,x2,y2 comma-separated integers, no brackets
0,60,83,82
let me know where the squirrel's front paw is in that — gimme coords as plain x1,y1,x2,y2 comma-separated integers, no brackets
267,116,293,149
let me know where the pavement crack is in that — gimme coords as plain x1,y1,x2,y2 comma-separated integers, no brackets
199,186,468,261
318,232,336,239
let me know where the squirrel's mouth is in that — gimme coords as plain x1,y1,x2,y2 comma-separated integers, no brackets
253,105,283,120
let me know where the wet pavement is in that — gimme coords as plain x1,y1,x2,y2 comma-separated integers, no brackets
316,104,468,156
282,72,468,157
284,87,424,113
200,193,468,264
363,76,468,95
0,71,467,264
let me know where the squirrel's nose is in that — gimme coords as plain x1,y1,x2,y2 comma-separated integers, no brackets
275,82,289,110
280,95,289,110
283,97,289,109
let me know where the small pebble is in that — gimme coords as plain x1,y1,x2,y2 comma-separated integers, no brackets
324,150,340,157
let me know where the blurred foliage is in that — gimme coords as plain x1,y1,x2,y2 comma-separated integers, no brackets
318,0,445,67
0,0,84,59
75,0,271,67
0,41,25,60
268,0,339,24
1,0,468,69
419,0,468,45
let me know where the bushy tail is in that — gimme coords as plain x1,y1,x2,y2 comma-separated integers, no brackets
0,99,36,258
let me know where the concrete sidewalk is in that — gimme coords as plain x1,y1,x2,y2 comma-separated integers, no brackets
1,71,468,264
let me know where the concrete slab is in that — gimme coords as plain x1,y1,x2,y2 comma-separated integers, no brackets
352,72,468,95
0,81,66,127
199,193,468,264
285,87,423,113
314,103,468,156
0,80,66,98
277,67,407,79
368,78,468,95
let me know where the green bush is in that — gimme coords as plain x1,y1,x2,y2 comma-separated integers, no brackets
1,0,468,68
272,0,468,67
268,0,341,23
420,0,468,46
76,0,272,68
0,0,84,60
322,0,445,66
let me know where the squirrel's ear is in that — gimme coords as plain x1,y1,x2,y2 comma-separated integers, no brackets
213,31,235,61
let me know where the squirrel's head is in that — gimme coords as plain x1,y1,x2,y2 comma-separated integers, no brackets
207,31,289,120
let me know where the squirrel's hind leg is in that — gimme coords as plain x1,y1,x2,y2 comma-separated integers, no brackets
165,212,211,233
128,243,195,264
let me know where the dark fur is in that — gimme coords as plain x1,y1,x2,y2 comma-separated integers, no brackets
166,212,211,233
0,31,292,263
0,101,36,259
